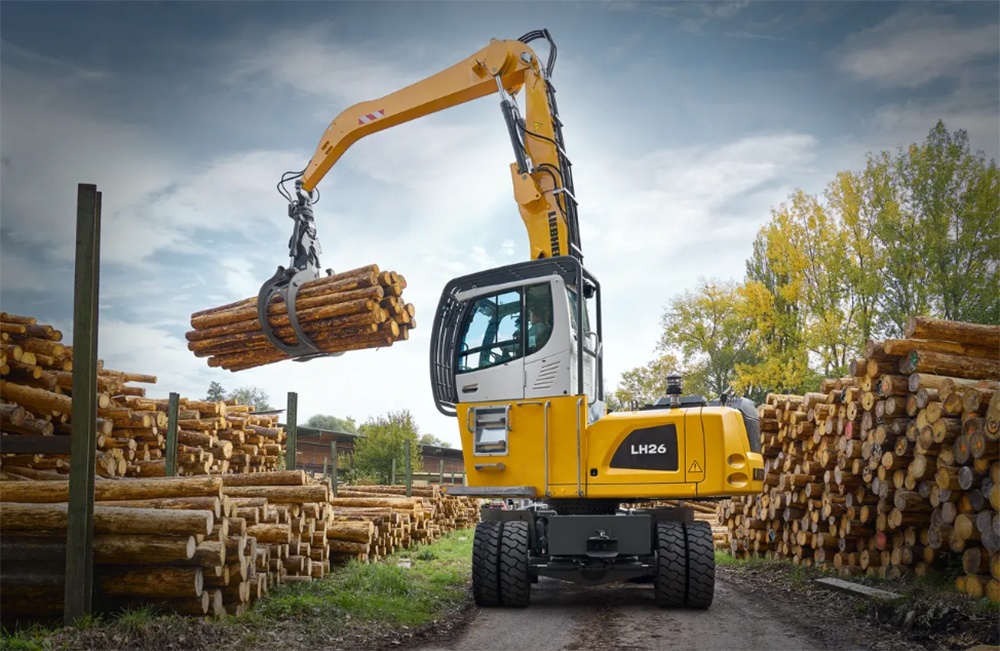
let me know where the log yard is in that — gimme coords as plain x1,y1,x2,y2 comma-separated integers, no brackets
1,3,998,651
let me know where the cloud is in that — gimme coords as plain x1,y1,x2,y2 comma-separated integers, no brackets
0,42,184,265
836,10,999,88
570,131,819,384
725,31,787,42
653,0,751,32
831,8,999,162
219,23,460,121
97,320,212,395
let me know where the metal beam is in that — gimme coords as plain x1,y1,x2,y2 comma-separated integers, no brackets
64,183,101,624
286,392,297,471
331,440,338,498
405,439,412,497
165,392,180,476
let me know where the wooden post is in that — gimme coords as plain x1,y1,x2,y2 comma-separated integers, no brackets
165,392,180,476
331,440,338,498
439,458,444,483
64,183,101,624
286,392,297,471
405,439,412,497
322,457,327,480
391,458,396,485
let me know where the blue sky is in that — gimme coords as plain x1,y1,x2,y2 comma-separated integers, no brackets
2,0,997,447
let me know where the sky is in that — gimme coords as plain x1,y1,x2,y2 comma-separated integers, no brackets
2,0,998,448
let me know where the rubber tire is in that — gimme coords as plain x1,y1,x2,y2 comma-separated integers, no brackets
498,520,531,607
684,520,716,609
654,521,686,608
472,521,502,607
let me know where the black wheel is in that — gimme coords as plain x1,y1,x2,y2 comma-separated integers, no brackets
472,521,501,606
654,521,686,607
685,520,716,609
498,520,530,607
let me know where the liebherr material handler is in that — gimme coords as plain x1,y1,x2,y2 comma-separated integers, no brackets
259,29,765,608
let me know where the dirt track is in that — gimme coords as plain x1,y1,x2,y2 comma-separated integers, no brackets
413,572,869,651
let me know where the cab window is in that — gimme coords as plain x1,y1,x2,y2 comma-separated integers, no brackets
566,287,590,335
457,290,521,372
524,283,553,355
456,283,554,373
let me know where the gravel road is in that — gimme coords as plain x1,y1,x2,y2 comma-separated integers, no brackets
413,573,868,651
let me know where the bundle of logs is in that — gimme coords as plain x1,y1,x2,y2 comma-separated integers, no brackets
629,499,729,547
327,484,481,562
0,472,482,621
185,264,416,372
715,316,999,604
1,312,286,479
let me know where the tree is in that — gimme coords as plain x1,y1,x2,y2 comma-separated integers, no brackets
657,278,758,400
622,119,997,405
419,433,450,448
353,410,423,484
891,120,999,326
227,386,272,411
305,414,358,433
205,381,226,402
608,353,683,409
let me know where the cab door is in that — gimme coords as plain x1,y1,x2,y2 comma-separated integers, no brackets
454,287,525,403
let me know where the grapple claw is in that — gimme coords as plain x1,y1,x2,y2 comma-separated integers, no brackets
257,266,341,361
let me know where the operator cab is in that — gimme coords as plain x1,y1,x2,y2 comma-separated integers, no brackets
430,256,604,418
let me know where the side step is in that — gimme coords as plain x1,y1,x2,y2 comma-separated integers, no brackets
443,485,537,498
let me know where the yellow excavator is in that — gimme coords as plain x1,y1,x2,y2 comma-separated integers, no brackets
260,29,764,608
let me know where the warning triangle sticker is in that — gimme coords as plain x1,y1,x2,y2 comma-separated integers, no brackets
688,460,703,473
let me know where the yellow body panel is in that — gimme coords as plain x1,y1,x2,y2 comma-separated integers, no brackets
457,396,764,500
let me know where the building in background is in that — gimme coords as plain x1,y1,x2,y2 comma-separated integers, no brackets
284,425,466,484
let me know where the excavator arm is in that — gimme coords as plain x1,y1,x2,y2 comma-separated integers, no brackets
295,29,582,262
261,29,582,360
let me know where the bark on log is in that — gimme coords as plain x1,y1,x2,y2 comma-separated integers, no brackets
0,476,223,502
0,503,213,536
97,566,204,599
905,317,1000,348
899,349,1000,380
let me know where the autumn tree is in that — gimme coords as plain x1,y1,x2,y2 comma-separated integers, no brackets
353,410,423,484
621,119,996,404
608,353,683,410
657,278,759,401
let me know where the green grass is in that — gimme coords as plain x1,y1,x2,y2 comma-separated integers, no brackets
0,528,476,651
0,625,48,651
253,527,473,632
714,550,773,571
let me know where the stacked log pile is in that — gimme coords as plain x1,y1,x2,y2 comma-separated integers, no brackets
630,499,730,546
185,264,416,372
1,312,286,479
219,470,334,592
137,399,285,477
0,476,263,619
0,471,482,620
325,484,480,562
716,317,999,603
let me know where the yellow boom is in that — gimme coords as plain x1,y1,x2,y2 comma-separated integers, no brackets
297,32,579,261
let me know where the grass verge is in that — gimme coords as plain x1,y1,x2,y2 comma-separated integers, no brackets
0,528,476,651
